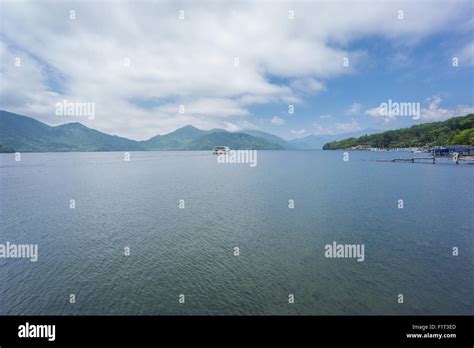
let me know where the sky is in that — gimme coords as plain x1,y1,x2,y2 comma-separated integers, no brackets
0,0,473,141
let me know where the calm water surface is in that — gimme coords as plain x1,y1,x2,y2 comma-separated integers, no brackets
0,151,472,315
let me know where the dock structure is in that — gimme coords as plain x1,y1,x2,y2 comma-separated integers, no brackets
431,145,474,156
392,157,436,164
377,154,474,165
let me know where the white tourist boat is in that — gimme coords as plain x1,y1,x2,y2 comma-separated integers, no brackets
213,146,230,155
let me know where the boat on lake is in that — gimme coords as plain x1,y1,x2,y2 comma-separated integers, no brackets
213,146,230,155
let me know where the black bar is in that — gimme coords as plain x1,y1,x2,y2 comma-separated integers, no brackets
0,315,472,346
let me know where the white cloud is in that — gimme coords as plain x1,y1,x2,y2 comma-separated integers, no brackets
271,116,285,125
311,123,333,135
235,119,259,130
345,103,363,115
290,78,326,95
222,122,241,132
365,105,390,121
335,120,362,133
365,96,474,123
0,1,471,139
291,129,307,135
177,98,249,117
421,96,474,121
312,120,361,135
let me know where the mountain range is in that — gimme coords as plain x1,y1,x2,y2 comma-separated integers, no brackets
0,110,376,152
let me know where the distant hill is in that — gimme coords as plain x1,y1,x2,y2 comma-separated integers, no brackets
0,110,285,152
0,111,143,152
4,110,472,153
186,132,285,150
323,114,474,149
141,125,206,150
289,128,379,149
141,125,285,150
240,129,289,148
0,144,15,153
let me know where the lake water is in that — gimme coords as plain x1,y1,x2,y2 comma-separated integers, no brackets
0,150,472,315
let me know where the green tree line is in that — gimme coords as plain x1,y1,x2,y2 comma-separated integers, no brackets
323,114,474,150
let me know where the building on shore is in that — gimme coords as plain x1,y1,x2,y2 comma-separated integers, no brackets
431,145,474,156
350,144,372,150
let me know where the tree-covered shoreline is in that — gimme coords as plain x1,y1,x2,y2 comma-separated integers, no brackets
0,144,15,153
323,114,474,150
